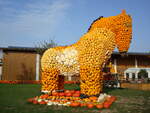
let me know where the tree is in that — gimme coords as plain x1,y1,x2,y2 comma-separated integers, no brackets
138,69,148,79
35,39,57,55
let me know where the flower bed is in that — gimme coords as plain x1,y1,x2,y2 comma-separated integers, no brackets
0,80,41,84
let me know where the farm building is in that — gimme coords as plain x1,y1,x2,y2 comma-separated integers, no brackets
0,46,150,81
110,52,150,81
0,47,40,81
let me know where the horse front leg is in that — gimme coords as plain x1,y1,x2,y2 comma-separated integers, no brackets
80,66,103,97
41,68,64,93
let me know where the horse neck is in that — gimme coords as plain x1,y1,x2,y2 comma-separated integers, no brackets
75,28,116,52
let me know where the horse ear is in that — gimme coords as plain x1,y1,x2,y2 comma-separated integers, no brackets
121,9,126,14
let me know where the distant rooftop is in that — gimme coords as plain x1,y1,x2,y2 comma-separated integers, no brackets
0,46,150,56
124,68,150,73
0,46,38,52
113,51,150,56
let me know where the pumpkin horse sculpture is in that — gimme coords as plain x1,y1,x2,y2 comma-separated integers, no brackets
41,10,132,96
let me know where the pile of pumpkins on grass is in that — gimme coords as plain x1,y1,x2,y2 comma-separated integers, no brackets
27,89,117,109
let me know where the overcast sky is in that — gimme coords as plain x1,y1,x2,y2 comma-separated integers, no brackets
0,0,150,52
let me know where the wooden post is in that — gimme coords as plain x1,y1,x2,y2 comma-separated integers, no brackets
36,54,40,81
114,59,117,73
129,73,132,80
148,71,150,79
135,57,138,68
68,76,72,81
124,72,126,79
135,72,138,81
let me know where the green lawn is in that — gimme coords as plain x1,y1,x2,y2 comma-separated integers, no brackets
0,84,150,113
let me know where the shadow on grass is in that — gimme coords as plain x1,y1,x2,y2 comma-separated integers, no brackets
64,84,80,90
103,87,125,94
64,83,126,94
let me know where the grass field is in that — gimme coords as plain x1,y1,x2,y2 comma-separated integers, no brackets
0,84,150,113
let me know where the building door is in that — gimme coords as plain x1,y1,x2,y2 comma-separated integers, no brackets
126,73,129,81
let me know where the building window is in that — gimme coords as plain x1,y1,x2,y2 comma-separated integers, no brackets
126,73,129,81
138,74,141,79
132,73,135,81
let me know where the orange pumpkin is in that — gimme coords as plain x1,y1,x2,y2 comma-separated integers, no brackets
33,100,38,104
39,101,46,105
27,98,33,103
72,93,80,97
96,103,103,109
52,92,59,96
65,90,70,93
89,96,98,100
75,91,80,94
106,97,111,101
70,102,80,107
80,103,87,107
110,96,117,102
65,92,72,97
103,102,111,108
40,94,49,99
59,92,65,96
70,90,75,94
87,103,94,109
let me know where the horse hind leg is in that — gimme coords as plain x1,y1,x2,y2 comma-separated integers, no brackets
41,68,64,93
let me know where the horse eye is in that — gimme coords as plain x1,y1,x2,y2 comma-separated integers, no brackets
128,14,131,17
124,23,131,27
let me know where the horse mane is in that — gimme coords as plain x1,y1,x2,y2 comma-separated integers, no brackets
87,16,103,32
